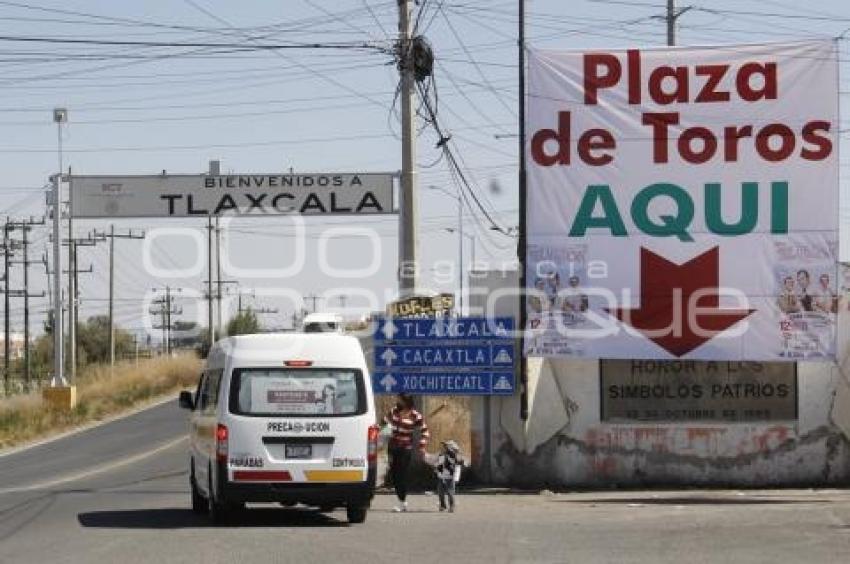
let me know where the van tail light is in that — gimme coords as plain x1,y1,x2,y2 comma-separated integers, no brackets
367,425,380,465
284,360,313,367
216,424,228,463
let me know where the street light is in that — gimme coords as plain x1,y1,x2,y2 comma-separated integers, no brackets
446,227,475,315
428,185,464,315
51,108,67,387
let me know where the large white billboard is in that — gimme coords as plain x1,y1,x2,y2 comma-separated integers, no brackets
70,173,395,218
525,41,839,361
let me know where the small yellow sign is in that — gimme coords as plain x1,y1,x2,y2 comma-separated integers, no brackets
304,470,363,482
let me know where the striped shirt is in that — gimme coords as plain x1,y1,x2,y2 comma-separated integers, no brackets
385,407,430,450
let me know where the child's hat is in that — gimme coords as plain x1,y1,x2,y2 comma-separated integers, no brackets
442,439,460,452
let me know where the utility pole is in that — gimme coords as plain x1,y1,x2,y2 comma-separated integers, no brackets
215,215,223,335
21,225,32,390
664,0,691,47
108,225,115,369
206,160,220,347
4,218,46,392
2,221,13,393
236,289,278,317
14,219,46,391
61,234,97,376
397,0,417,294
151,286,182,355
445,227,474,316
204,278,236,335
303,293,323,313
165,286,171,355
206,216,214,347
667,0,676,46
67,206,76,382
92,225,144,370
517,0,529,421
68,237,75,377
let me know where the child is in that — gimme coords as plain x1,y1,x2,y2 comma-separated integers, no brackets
434,439,464,513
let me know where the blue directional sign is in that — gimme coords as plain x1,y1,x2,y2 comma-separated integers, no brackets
374,372,516,395
372,316,516,396
375,344,513,369
375,317,514,342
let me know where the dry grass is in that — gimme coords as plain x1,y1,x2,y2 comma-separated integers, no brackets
0,354,202,449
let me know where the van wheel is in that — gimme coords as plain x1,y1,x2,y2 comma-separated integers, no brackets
346,505,367,524
207,475,229,525
190,465,205,514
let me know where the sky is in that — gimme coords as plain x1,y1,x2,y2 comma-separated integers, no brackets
0,0,848,345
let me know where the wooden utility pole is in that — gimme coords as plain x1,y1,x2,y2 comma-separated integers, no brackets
6,218,45,392
303,293,323,313
61,234,97,376
204,278,236,336
215,216,223,335
664,0,691,47
151,286,181,355
1,221,15,394
236,290,278,318
207,216,214,347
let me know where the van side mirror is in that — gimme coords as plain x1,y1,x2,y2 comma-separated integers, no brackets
178,390,195,410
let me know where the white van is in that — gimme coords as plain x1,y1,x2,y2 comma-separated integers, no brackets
179,333,378,524
302,312,345,334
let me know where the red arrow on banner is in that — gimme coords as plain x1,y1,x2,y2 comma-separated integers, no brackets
608,247,755,357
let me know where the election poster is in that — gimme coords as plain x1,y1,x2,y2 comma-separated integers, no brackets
525,41,839,360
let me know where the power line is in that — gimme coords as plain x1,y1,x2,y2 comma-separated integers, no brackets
180,0,391,110
438,3,516,117
0,34,388,52
588,0,850,23
413,80,513,243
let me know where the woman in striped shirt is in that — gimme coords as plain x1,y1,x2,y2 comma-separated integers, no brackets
384,393,430,512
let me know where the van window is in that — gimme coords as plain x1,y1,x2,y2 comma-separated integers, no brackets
199,370,223,414
303,322,339,333
193,373,206,410
229,368,366,417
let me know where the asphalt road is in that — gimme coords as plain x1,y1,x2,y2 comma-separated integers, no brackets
1,401,850,564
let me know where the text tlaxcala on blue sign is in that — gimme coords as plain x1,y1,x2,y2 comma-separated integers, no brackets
372,317,516,395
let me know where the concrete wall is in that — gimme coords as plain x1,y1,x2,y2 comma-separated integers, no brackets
469,269,850,487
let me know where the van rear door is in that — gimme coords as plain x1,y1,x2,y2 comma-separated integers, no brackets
225,366,370,484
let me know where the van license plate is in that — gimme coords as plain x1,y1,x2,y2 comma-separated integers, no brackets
285,444,312,459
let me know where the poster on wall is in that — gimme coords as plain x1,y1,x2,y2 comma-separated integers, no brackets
525,41,839,360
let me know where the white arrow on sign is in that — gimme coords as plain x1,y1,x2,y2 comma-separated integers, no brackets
380,374,397,392
381,320,398,339
381,348,398,366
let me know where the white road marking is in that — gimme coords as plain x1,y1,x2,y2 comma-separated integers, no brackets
0,435,188,494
